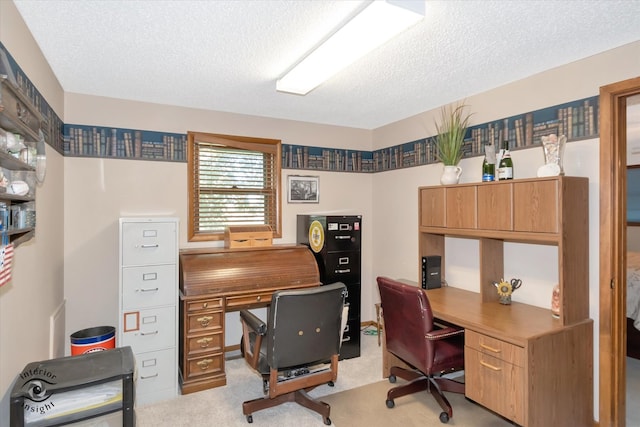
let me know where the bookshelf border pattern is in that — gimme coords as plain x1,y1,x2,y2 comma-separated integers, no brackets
1,43,600,172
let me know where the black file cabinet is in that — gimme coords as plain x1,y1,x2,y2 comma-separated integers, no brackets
297,214,361,359
10,347,135,427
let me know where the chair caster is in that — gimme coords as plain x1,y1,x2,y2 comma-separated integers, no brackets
439,412,449,423
323,417,331,425
386,399,395,408
262,380,269,394
328,381,335,387
246,415,253,423
388,374,396,383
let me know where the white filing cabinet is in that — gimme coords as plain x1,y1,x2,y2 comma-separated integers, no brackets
118,217,179,405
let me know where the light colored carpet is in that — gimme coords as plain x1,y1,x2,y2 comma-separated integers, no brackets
135,330,512,426
325,379,514,427
135,329,384,427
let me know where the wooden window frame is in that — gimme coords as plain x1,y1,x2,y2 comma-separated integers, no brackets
187,131,282,242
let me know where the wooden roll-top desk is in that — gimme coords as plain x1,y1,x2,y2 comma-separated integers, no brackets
178,244,321,394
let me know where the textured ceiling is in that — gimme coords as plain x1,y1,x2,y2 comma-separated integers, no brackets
11,0,640,130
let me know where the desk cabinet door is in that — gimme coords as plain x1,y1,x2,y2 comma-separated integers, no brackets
465,347,524,425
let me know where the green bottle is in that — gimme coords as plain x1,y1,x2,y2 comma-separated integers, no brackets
482,144,495,182
497,140,513,180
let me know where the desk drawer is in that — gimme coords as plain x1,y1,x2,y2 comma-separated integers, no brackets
186,298,223,312
186,332,223,356
465,348,524,425
465,330,524,367
186,310,223,334
226,292,273,309
184,353,224,380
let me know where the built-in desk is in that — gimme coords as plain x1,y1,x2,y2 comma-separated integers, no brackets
382,286,593,427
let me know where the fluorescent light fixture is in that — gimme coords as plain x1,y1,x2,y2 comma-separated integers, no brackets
276,0,425,95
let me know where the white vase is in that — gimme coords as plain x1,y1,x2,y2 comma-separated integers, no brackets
440,165,462,185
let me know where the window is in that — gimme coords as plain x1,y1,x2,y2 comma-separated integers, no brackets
187,131,282,241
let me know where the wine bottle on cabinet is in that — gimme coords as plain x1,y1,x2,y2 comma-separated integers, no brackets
497,140,513,180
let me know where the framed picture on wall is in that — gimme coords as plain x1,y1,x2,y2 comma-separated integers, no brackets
287,175,319,203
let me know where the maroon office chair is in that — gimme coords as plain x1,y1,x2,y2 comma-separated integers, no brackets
377,276,465,424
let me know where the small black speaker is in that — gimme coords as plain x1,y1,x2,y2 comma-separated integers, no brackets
422,256,442,289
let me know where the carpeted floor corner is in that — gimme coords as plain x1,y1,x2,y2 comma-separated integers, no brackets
324,379,514,427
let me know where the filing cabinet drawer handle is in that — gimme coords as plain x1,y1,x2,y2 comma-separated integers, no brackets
480,343,501,353
198,316,213,327
335,235,350,239
480,360,501,371
140,330,159,336
197,337,213,348
197,359,214,370
137,287,159,293
139,244,159,248
335,269,351,274
140,373,159,380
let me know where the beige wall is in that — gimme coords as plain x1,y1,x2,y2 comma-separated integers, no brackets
3,0,640,420
62,94,374,349
0,0,66,418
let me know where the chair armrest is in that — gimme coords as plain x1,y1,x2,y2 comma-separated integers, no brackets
425,327,464,341
240,310,267,335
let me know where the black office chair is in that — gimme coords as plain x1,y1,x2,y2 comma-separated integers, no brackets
239,282,347,425
377,276,465,424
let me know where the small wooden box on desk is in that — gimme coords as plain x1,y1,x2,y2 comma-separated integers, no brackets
224,225,273,248
407,176,592,427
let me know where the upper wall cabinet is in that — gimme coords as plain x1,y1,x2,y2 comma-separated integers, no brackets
0,75,42,246
419,177,581,241
418,176,589,326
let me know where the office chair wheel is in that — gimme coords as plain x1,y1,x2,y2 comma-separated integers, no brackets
246,414,253,423
439,411,449,423
328,381,335,387
262,379,269,394
388,374,397,383
386,399,395,408
324,417,331,425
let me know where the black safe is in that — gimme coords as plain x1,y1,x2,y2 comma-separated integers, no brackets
297,214,362,360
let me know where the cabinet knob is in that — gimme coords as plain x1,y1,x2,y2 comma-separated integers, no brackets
197,337,213,348
203,302,208,308
197,359,213,370
256,296,261,302
197,315,213,327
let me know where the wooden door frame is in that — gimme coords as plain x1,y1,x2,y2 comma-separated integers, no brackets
599,76,640,427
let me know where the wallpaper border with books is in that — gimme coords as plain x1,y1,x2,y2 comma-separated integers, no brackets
0,42,65,155
1,43,600,171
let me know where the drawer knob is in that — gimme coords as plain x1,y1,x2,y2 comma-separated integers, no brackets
480,343,501,353
203,302,208,308
197,316,213,327
197,337,213,348
256,296,261,302
197,359,213,370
